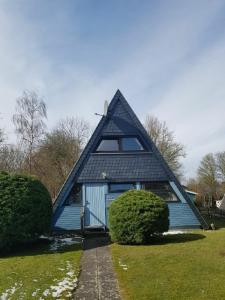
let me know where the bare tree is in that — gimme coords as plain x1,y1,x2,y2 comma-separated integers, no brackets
186,178,199,193
0,144,25,173
197,153,218,199
0,128,4,145
0,127,6,170
33,117,90,198
57,117,90,150
216,151,225,181
144,115,186,178
13,91,47,172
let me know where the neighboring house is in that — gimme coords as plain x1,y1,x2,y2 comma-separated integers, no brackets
183,187,198,203
53,90,208,231
216,200,222,208
217,194,225,209
186,190,198,203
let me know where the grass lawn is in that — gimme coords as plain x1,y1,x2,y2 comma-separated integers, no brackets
0,238,82,299
111,217,225,300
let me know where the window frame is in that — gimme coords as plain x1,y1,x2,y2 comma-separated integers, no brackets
142,181,180,202
95,136,146,153
108,182,136,193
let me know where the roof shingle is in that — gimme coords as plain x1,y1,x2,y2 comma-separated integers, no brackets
77,153,169,182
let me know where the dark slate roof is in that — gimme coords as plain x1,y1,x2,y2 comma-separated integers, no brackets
102,101,140,136
77,153,169,182
53,89,209,229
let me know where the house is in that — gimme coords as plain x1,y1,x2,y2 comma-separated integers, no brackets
53,90,208,231
186,190,198,203
182,186,198,203
216,194,225,209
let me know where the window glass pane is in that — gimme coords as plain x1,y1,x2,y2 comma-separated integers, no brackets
66,184,82,205
143,182,178,201
121,137,144,151
96,139,119,151
109,183,135,193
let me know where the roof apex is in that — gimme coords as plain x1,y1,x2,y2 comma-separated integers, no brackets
113,89,124,98
109,89,126,104
107,89,131,116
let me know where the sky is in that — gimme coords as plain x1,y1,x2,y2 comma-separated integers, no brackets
0,0,225,180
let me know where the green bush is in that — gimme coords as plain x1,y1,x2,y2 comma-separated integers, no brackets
109,190,169,244
0,172,52,250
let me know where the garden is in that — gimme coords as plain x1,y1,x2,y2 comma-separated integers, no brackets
109,190,225,300
0,238,82,299
1,174,225,300
0,172,82,299
110,215,225,300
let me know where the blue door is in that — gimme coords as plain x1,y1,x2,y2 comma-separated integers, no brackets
84,184,107,227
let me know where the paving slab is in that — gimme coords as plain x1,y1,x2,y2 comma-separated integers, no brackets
74,236,121,300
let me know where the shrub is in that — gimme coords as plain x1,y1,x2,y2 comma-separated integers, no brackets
109,189,169,244
0,172,52,250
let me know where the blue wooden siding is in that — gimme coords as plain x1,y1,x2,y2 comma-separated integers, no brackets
53,205,81,230
52,183,200,230
105,194,200,229
106,193,121,202
168,203,200,228
136,182,141,190
84,183,107,227
105,193,121,226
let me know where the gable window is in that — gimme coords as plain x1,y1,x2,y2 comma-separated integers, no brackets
96,139,119,152
142,182,179,202
96,137,144,152
109,183,135,193
121,137,144,151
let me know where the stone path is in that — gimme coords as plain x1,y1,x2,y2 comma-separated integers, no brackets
74,236,121,300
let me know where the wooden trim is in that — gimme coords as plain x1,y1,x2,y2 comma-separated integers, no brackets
169,181,186,203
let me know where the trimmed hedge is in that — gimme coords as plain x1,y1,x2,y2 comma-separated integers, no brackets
0,172,52,250
109,190,169,244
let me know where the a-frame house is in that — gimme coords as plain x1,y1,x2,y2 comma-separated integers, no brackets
53,90,208,230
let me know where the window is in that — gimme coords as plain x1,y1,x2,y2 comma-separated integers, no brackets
109,183,135,193
142,182,179,202
121,137,144,151
96,139,119,152
96,137,145,152
66,184,82,205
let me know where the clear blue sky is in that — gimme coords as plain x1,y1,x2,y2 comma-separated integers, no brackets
0,0,225,179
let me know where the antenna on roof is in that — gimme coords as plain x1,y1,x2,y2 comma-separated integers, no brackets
95,100,108,117
104,100,108,116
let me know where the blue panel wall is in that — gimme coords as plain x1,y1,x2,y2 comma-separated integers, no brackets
53,184,200,230
105,193,122,227
106,193,121,202
84,183,107,227
168,203,200,228
106,195,200,229
53,205,81,230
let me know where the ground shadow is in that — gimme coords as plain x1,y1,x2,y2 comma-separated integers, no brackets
0,237,83,259
81,232,206,250
1,232,206,257
83,234,111,250
147,233,206,246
